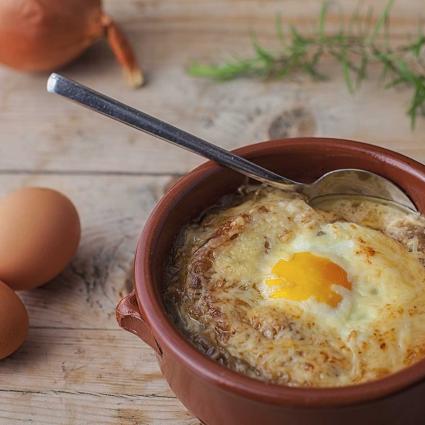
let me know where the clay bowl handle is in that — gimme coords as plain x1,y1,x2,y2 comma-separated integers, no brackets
116,291,161,355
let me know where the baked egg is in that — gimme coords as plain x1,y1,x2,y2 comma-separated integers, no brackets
166,186,425,387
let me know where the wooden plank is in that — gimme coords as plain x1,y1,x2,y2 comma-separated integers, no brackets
0,329,170,397
105,0,424,38
0,390,198,425
0,0,424,175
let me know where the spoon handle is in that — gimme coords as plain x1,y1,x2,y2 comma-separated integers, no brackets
47,73,295,188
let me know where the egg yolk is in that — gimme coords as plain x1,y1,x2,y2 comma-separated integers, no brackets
266,252,351,307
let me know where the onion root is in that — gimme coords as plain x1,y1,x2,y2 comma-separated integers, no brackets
102,14,144,88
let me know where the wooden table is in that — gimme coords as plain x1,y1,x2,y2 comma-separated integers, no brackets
0,1,424,423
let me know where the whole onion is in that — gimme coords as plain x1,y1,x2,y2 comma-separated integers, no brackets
0,0,143,86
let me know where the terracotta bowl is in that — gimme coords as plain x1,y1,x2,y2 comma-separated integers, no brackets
116,138,425,425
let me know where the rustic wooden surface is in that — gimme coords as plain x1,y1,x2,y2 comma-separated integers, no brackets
0,1,424,424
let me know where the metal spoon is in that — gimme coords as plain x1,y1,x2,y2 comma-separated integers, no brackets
46,73,417,212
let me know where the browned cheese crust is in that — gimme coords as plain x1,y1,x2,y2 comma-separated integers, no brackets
164,186,425,387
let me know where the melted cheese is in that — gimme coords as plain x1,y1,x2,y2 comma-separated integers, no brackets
165,186,425,387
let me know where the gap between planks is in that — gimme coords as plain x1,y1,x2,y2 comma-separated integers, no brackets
0,388,175,401
0,170,182,177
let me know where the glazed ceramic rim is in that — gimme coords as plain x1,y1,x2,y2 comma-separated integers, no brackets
135,137,425,408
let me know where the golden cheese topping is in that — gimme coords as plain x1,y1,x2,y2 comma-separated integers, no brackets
165,186,425,387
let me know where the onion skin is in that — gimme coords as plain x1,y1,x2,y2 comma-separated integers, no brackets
0,0,103,71
0,0,143,87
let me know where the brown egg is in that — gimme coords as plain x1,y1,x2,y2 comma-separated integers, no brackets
0,280,28,359
0,187,81,290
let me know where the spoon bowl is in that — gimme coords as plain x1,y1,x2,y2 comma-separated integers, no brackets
305,168,417,212
46,73,417,212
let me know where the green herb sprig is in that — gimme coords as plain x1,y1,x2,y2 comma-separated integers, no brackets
188,1,425,128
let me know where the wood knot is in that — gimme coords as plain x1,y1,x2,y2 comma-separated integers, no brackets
268,108,316,139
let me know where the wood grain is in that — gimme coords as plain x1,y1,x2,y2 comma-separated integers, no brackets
0,0,424,175
0,328,171,397
0,390,197,425
0,0,424,423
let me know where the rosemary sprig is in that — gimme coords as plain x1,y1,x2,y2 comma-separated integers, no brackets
188,1,425,128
